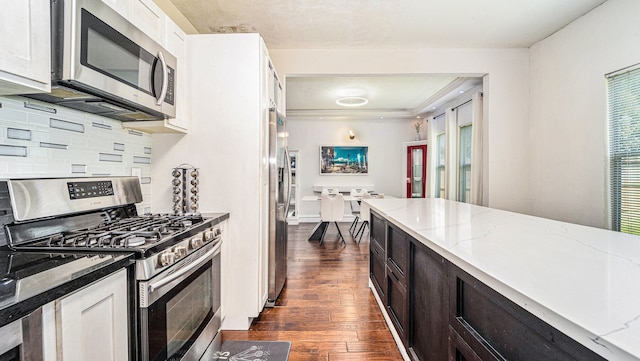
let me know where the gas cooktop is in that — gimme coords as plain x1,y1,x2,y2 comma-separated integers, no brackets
11,213,208,252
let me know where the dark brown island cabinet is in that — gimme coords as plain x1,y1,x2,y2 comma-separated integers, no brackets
368,210,607,361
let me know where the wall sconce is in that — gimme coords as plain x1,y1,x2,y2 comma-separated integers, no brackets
349,130,355,140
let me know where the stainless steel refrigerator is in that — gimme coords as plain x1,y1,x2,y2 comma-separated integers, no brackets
266,108,291,307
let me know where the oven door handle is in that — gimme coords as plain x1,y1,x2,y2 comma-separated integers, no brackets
149,241,221,293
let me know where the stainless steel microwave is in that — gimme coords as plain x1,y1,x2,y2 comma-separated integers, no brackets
26,0,177,121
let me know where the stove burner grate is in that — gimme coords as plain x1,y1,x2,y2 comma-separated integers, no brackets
24,214,205,251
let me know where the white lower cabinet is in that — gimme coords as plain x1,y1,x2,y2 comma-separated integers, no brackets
56,269,129,361
42,302,57,361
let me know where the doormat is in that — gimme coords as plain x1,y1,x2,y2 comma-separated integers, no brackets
217,340,291,361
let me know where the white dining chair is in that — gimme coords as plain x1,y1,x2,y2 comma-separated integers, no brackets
348,188,368,235
319,193,345,246
322,188,338,195
354,192,374,244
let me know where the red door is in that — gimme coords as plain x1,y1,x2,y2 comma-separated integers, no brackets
406,144,427,198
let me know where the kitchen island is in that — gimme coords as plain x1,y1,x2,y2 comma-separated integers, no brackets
365,198,640,361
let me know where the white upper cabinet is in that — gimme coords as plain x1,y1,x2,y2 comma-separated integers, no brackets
99,0,128,18
129,0,166,45
100,0,166,47
0,0,51,94
266,60,283,112
164,19,189,131
267,62,276,108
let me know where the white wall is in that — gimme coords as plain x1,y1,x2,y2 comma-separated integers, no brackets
270,48,531,213
287,116,417,220
528,0,640,228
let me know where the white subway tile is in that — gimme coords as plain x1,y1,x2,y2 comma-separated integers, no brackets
0,108,28,123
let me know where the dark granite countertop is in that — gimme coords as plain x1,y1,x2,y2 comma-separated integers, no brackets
201,212,230,224
0,250,134,327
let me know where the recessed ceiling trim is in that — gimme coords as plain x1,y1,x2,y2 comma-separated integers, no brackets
414,77,484,115
286,109,416,119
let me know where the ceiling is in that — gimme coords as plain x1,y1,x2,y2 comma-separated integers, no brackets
286,75,482,119
164,0,607,119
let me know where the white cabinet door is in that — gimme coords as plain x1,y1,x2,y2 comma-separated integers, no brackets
42,302,57,361
165,19,189,131
0,0,50,94
100,0,129,18
101,0,164,45
129,0,166,45
57,269,129,361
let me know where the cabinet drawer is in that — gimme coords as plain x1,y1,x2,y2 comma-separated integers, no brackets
370,248,386,299
448,326,485,361
370,212,386,252
370,238,385,261
387,225,408,285
386,265,407,340
450,266,606,361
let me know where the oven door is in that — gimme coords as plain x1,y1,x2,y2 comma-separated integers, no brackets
139,241,221,361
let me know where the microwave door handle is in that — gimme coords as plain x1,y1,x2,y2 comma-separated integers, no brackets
155,51,169,106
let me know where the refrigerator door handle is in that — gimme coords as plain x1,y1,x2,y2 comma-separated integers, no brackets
284,147,292,217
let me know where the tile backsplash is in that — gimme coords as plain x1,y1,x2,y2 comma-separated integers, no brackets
0,96,153,213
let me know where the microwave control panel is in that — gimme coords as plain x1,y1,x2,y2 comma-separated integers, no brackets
165,66,175,105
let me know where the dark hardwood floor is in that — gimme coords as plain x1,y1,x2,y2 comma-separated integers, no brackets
222,222,404,360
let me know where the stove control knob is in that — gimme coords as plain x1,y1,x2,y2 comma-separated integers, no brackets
157,251,175,267
204,229,217,242
173,245,187,259
190,236,203,249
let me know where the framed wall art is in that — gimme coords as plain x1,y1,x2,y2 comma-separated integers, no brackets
320,146,369,174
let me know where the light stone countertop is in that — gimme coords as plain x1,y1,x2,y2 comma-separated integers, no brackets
364,198,640,361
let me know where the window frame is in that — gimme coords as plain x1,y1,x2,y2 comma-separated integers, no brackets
607,64,640,235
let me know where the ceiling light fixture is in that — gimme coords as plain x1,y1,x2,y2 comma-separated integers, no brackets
349,130,355,140
336,97,368,107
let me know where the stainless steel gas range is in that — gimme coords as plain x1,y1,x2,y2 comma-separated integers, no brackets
0,176,226,361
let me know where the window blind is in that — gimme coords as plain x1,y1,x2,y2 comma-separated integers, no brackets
608,65,640,235
459,125,472,203
435,133,446,198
